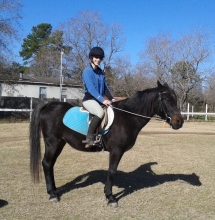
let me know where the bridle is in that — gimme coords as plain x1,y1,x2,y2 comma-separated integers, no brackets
111,91,172,123
157,91,172,123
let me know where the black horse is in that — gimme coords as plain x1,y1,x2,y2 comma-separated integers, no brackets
29,81,184,207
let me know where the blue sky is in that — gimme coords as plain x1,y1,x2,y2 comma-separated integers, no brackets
18,0,215,64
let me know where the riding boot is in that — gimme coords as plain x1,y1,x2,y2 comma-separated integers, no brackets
82,115,102,148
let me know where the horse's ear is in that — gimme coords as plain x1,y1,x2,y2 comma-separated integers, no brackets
163,82,169,88
157,81,170,90
157,81,163,89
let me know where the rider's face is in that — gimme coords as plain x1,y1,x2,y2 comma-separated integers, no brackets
91,56,103,66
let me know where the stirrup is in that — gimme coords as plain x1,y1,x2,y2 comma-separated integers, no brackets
93,134,104,151
94,134,102,144
84,135,102,148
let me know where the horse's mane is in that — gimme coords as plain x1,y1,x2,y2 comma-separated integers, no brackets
112,83,176,115
113,87,158,114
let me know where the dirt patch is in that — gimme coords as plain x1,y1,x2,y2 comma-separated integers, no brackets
0,136,28,143
0,122,215,219
140,131,214,135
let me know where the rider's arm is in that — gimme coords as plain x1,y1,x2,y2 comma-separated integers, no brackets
82,70,105,103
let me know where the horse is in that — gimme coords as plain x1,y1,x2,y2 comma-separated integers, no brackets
29,81,184,207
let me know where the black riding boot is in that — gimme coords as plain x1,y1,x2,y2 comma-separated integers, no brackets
82,115,102,148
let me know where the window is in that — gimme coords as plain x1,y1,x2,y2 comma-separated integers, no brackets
39,87,46,99
61,88,67,100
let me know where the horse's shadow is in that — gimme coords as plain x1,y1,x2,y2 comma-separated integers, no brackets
0,199,8,208
57,162,201,201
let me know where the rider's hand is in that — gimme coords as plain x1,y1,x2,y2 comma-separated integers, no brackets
103,99,112,106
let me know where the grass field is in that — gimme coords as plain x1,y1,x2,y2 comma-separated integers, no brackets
0,120,215,220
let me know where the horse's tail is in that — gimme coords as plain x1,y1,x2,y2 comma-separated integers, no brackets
29,101,48,183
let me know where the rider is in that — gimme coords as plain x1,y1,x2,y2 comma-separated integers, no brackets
82,46,115,148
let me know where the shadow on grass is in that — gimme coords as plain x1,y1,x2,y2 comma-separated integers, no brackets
0,199,8,208
57,162,202,201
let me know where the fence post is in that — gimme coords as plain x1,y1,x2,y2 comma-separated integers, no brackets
30,97,32,122
192,105,194,117
187,103,190,121
205,104,208,121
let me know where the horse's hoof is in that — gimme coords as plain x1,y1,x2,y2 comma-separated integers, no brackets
108,202,118,208
49,196,59,203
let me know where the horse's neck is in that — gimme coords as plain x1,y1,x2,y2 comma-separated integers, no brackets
115,90,157,117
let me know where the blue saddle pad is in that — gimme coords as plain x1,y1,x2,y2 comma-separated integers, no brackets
63,107,89,135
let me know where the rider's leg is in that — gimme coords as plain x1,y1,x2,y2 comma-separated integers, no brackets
82,100,104,148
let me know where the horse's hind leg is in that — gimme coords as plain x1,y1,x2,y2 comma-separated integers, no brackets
42,137,66,203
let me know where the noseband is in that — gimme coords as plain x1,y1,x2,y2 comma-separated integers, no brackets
158,92,171,123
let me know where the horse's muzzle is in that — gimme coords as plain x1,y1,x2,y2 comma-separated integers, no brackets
170,114,184,130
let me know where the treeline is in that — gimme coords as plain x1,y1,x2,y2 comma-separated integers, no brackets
1,1,215,112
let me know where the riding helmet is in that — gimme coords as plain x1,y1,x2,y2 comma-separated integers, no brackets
89,47,105,58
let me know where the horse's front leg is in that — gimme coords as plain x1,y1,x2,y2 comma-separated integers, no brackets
104,149,123,208
42,138,65,203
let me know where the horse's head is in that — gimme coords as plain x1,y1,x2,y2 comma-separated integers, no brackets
156,81,184,130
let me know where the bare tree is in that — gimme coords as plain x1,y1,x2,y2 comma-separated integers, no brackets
170,60,203,110
108,56,134,97
140,34,174,84
107,56,152,97
29,47,60,77
204,73,215,111
0,0,22,55
139,31,213,111
0,0,23,84
59,11,125,83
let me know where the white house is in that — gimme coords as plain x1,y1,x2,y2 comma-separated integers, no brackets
0,73,83,100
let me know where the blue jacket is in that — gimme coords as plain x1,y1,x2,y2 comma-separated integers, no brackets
82,65,113,103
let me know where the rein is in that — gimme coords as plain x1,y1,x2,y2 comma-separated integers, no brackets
111,91,171,122
111,106,152,119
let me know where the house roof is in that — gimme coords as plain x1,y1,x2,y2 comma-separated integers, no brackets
0,74,82,88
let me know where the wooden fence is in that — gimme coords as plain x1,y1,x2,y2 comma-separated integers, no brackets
0,97,80,121
181,103,215,121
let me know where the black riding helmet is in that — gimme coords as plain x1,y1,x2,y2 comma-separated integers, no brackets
89,47,105,58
